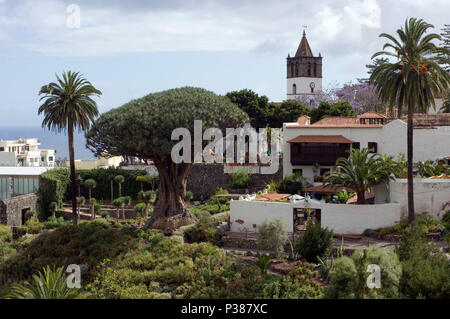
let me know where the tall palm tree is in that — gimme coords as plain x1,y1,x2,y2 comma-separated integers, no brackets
323,148,393,204
39,71,101,225
369,18,450,223
440,92,450,113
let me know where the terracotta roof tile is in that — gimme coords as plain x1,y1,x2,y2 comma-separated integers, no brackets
255,193,291,201
287,135,353,144
359,112,386,119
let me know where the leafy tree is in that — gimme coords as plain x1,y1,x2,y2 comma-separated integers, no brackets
114,175,125,198
266,100,310,127
76,196,85,223
370,18,450,223
138,190,156,218
335,83,385,114
112,198,124,219
309,101,356,123
256,219,288,257
226,89,269,128
84,178,97,200
6,266,80,299
86,87,248,229
323,148,393,204
38,71,101,225
295,220,334,263
89,198,97,219
136,175,152,191
439,24,450,71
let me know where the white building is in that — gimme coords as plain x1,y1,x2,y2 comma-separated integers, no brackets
282,112,450,184
0,138,55,167
286,31,322,105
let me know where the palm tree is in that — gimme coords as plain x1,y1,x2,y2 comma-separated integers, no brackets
323,148,393,204
114,175,125,198
440,93,450,113
39,71,102,225
84,178,97,200
369,18,450,223
6,266,80,299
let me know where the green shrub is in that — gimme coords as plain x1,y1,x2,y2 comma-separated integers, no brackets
6,266,80,299
256,219,288,257
184,217,220,245
274,173,308,194
259,264,323,299
396,225,450,299
37,169,70,221
185,191,194,201
325,246,402,299
44,217,70,229
100,211,110,218
210,212,230,225
0,225,12,243
230,170,252,189
134,203,147,217
295,220,333,263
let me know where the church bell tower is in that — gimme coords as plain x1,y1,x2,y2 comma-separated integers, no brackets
286,31,322,105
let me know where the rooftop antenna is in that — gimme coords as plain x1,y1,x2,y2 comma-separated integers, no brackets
302,25,308,35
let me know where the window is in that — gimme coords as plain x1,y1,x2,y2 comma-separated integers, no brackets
320,168,330,176
293,169,303,175
292,84,297,94
49,156,54,161
368,142,378,153
352,142,360,150
310,86,314,93
0,147,4,151
41,157,45,162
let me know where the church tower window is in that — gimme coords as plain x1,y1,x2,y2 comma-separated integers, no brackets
293,84,297,94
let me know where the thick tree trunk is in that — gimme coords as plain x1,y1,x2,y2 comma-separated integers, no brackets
145,160,197,229
68,121,78,225
110,181,113,201
118,183,122,197
88,188,92,200
91,206,95,220
407,111,415,224
356,191,366,204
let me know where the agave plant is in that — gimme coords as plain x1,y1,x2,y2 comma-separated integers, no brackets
7,266,80,299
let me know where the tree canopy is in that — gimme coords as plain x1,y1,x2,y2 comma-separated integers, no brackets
309,101,356,123
86,87,248,229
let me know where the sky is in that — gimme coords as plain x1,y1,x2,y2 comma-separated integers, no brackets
0,0,449,128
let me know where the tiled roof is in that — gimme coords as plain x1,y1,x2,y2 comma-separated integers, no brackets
359,112,386,119
286,115,384,128
306,185,349,194
295,31,313,57
287,135,353,144
254,193,291,201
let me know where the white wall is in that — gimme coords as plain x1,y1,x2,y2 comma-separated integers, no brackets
230,200,293,233
0,152,17,166
320,203,401,234
389,178,450,219
230,199,402,234
282,124,383,181
286,77,322,101
282,120,450,180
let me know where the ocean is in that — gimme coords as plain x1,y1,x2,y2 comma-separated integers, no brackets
0,126,96,160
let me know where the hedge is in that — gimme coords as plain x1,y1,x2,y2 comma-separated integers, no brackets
71,168,156,202
37,169,70,221
37,168,158,220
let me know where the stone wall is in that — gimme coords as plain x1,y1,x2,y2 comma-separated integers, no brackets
186,163,283,195
0,194,37,226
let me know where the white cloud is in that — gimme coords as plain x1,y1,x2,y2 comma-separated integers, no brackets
0,0,447,58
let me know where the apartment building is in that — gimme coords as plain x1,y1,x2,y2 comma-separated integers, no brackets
0,138,55,167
